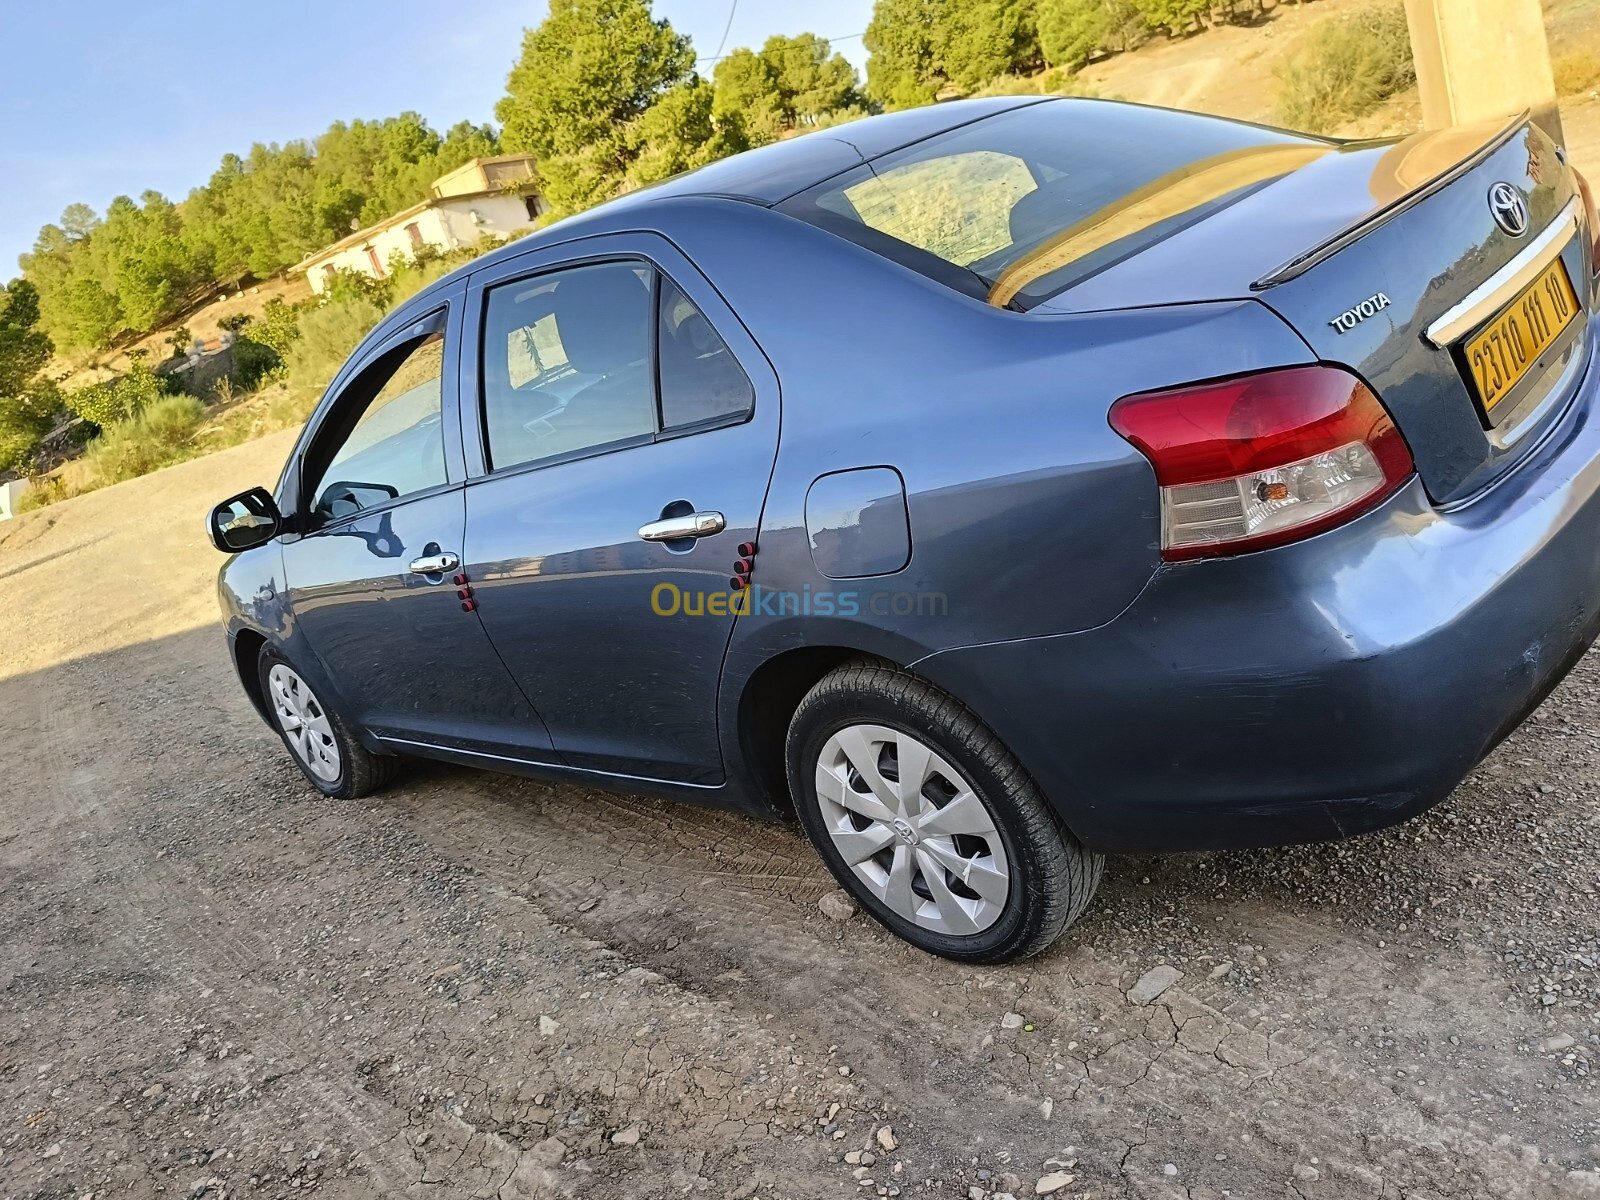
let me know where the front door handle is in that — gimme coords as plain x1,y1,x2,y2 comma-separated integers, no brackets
409,551,460,574
638,511,725,542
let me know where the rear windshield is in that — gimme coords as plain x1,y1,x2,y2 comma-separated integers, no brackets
777,101,1327,310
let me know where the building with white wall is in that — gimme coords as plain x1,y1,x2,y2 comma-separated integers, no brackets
292,155,546,294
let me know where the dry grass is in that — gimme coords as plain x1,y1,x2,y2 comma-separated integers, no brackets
1274,3,1416,133
19,395,208,509
971,68,1099,99
193,381,322,452
1554,48,1600,97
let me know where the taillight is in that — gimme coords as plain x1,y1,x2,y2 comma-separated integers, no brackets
1574,168,1600,277
1109,365,1414,561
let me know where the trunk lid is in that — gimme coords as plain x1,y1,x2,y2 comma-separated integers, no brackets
1038,117,1595,505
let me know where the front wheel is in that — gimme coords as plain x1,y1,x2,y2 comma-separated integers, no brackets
258,646,399,799
786,662,1102,963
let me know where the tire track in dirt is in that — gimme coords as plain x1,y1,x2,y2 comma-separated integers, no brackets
384,765,1580,1198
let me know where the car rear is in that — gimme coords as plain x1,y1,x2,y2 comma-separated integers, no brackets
779,98,1600,851
1240,117,1597,510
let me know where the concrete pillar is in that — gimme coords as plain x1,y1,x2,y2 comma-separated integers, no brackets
0,479,30,522
1403,0,1562,144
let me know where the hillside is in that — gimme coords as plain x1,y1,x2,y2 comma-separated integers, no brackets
1081,0,1598,146
53,273,311,393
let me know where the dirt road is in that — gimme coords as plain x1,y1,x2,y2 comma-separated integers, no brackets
2,432,1599,1200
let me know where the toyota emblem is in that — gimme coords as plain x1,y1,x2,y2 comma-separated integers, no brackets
1488,182,1530,237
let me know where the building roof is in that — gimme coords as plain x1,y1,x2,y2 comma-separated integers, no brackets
290,186,525,275
431,154,538,199
291,154,541,275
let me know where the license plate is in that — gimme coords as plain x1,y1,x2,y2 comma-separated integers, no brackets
1465,257,1580,413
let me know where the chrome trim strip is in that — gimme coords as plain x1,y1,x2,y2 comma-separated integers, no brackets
1424,197,1581,347
1252,112,1528,290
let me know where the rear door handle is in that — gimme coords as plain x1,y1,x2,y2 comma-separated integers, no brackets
408,551,460,574
638,511,725,542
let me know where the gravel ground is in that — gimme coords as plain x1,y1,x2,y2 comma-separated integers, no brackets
2,433,1599,1200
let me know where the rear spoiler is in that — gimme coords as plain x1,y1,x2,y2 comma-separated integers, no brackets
1251,112,1529,290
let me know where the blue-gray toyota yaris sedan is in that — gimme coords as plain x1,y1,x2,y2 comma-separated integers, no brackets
209,97,1600,962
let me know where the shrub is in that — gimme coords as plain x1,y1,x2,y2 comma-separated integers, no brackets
65,361,172,429
230,336,282,390
1554,49,1600,97
15,475,66,512
386,258,458,309
972,69,1098,98
81,394,206,485
0,381,64,473
165,326,195,359
1274,5,1415,134
410,241,445,267
252,297,306,356
973,73,1048,97
0,429,36,475
323,267,390,310
284,295,385,389
218,311,254,334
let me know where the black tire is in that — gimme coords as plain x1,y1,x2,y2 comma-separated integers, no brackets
257,645,400,800
786,661,1102,963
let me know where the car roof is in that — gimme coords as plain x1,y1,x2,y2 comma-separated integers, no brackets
389,96,1059,324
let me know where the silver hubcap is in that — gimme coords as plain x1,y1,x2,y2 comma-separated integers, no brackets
814,723,1010,935
268,664,341,783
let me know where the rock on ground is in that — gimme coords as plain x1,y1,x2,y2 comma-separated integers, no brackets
818,890,858,921
1127,964,1182,1005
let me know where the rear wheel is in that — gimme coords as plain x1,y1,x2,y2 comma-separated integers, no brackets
786,661,1102,963
258,646,399,799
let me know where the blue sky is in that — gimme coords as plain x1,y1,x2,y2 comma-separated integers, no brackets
0,0,873,281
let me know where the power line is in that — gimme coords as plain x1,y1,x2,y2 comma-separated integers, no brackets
710,0,738,61
695,30,865,65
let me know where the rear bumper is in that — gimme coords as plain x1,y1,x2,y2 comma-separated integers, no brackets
916,347,1600,853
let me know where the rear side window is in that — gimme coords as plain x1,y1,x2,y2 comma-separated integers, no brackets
658,279,754,429
480,261,752,471
780,100,1326,310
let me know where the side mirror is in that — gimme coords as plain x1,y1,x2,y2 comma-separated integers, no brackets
207,487,282,553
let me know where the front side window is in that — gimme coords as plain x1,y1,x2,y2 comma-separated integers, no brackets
481,260,751,472
305,328,448,525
